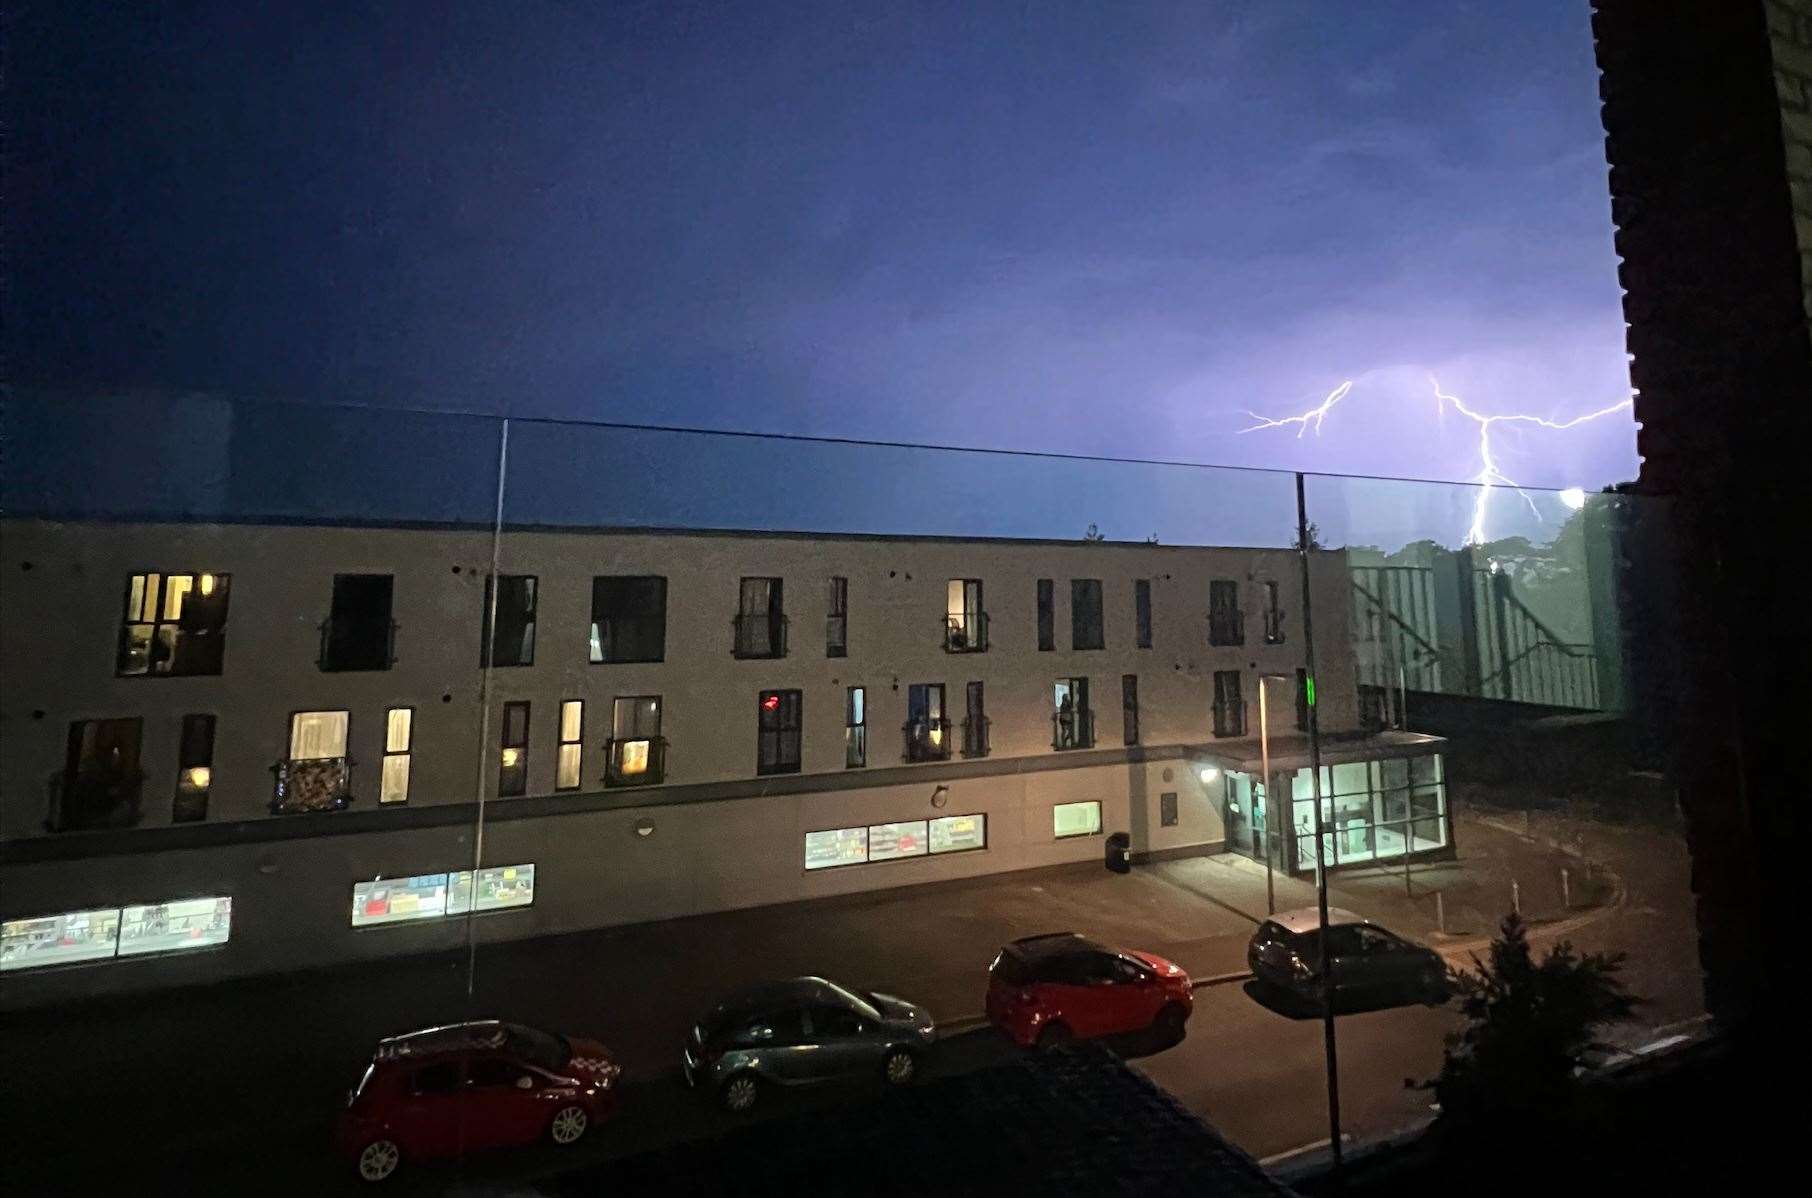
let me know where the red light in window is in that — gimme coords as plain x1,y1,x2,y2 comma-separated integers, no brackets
762,694,781,711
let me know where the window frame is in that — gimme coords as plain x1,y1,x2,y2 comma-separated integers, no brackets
498,701,530,797
1070,578,1105,650
380,706,414,805
1212,670,1246,737
757,688,803,776
320,573,396,673
845,686,867,769
1053,799,1104,839
1036,578,1054,651
556,699,584,791
589,575,668,665
1121,674,1139,746
1208,579,1243,647
1135,578,1153,649
115,571,231,677
606,695,665,787
826,576,848,658
481,574,538,668
173,713,215,823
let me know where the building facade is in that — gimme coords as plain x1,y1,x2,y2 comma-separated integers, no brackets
0,519,1450,1004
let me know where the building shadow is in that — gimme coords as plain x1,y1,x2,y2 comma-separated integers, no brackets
1242,978,1448,1022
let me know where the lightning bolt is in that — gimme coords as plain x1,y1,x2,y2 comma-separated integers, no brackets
1241,380,1354,437
1241,377,1634,546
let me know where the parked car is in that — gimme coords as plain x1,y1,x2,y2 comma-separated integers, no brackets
335,1020,621,1183
986,932,1193,1049
1247,907,1449,1008
683,976,936,1112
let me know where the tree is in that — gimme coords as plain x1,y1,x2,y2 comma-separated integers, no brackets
1292,521,1322,551
1428,913,1638,1125
1082,523,1105,542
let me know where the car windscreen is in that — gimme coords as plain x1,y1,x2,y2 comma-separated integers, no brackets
991,951,1029,985
504,1024,570,1071
819,979,881,1022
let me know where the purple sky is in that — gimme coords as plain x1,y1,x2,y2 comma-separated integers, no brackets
6,2,1637,490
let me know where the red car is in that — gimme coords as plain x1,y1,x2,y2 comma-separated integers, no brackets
335,1020,621,1183
986,932,1193,1048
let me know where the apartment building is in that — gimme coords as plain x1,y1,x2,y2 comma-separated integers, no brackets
0,518,1449,1003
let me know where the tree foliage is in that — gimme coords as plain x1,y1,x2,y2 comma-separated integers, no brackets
1430,914,1638,1123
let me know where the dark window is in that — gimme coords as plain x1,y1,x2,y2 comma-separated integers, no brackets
1122,674,1139,746
321,574,394,672
1071,579,1104,650
1160,791,1178,827
1263,580,1286,644
499,701,530,796
963,681,989,758
1036,579,1054,651
413,1063,461,1095
904,683,949,762
53,718,143,831
827,577,848,658
757,689,802,775
813,1005,867,1038
1213,670,1246,737
117,572,230,676
737,1009,805,1046
735,578,787,659
1053,677,1094,749
1135,579,1153,649
1296,668,1310,731
466,1058,521,1089
606,696,664,786
845,687,866,768
945,579,987,652
590,576,666,664
173,713,215,823
1209,580,1243,646
482,575,537,667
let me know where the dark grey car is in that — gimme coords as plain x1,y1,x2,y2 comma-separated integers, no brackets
682,976,937,1112
1248,907,1448,1008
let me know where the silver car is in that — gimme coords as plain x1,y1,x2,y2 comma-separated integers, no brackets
682,976,937,1112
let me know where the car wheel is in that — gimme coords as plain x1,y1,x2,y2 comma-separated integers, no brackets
356,1138,401,1183
720,1072,760,1113
882,1048,917,1086
1153,1003,1188,1039
549,1103,589,1146
1036,1021,1073,1051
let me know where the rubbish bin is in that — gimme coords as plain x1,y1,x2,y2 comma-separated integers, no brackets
1105,832,1132,874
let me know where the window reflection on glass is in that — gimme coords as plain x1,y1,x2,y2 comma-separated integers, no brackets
617,739,648,775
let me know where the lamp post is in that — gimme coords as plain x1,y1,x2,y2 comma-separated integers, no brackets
1295,471,1342,1174
1257,672,1292,917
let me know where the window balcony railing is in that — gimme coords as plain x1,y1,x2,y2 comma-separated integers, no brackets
45,770,144,833
604,736,666,787
732,612,789,659
1208,609,1245,647
271,756,353,814
944,612,989,653
1212,698,1248,739
826,614,848,658
1051,708,1096,751
962,715,991,759
318,615,398,672
902,717,952,763
845,724,867,768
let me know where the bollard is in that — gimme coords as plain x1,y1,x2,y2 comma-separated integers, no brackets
1436,891,1446,935
1562,867,1571,910
1512,878,1521,916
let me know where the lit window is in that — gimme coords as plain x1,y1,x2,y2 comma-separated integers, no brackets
117,572,230,676
290,710,349,760
498,702,529,796
173,714,215,823
351,865,535,927
803,814,986,870
1054,800,1103,839
117,897,232,957
607,696,663,786
1,908,121,970
381,707,413,805
557,700,584,791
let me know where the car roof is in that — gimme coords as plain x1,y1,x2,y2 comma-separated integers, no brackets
1005,932,1110,960
374,1020,516,1063
706,976,851,1021
1265,907,1369,935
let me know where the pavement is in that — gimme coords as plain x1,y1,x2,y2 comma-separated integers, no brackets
0,807,1701,1195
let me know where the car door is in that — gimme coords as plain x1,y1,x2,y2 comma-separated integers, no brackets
1355,926,1424,997
390,1061,465,1160
464,1055,543,1149
1073,952,1132,1036
740,1007,815,1084
1322,926,1367,998
1107,955,1163,1029
1040,953,1099,1036
809,1003,882,1080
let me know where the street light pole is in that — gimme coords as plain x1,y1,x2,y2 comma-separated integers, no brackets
1295,472,1343,1173
1257,673,1289,917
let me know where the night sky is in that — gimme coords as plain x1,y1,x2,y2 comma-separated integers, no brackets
6,1,1636,515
